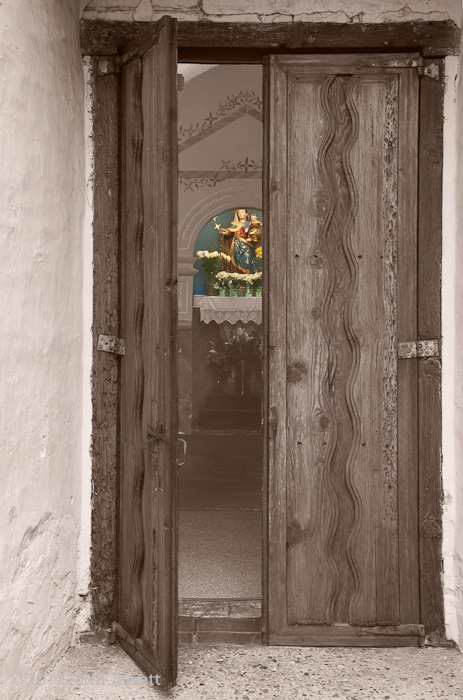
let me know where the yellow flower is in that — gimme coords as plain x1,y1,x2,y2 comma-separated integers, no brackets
256,246,262,259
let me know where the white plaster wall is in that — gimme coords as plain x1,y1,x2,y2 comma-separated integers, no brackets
0,1,85,697
454,29,463,650
442,37,463,647
75,56,94,634
82,0,461,24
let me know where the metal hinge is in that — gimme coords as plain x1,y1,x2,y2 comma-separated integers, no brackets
97,57,121,77
97,334,125,356
147,423,170,443
177,73,185,91
398,340,439,359
417,59,440,81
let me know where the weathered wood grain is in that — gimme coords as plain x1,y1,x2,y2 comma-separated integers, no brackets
348,75,397,626
396,66,420,626
119,53,145,641
80,19,461,58
269,622,425,647
266,56,288,639
285,75,335,625
261,57,270,645
418,63,445,639
91,58,120,630
267,55,422,646
118,17,178,688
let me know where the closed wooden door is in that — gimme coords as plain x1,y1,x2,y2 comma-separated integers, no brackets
265,54,422,646
117,17,179,687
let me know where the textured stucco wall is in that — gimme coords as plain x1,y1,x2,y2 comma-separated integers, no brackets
82,0,462,24
0,1,85,697
442,40,463,648
454,35,463,650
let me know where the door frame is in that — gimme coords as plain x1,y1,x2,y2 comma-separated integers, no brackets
85,18,457,645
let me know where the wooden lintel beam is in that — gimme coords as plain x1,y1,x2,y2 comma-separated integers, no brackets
80,19,461,58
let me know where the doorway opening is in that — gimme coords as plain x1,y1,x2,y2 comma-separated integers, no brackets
176,63,264,642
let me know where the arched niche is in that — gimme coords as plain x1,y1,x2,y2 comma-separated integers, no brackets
178,183,262,326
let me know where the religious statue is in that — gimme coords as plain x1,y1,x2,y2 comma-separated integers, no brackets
220,208,262,274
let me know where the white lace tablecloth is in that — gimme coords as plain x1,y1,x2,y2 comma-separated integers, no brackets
196,296,262,325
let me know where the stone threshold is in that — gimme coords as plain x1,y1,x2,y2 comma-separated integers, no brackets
179,598,263,644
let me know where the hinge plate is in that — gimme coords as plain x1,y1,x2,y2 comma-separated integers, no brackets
177,73,185,91
97,334,125,356
417,60,439,81
398,340,439,359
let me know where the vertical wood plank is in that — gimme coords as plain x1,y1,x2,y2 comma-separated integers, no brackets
120,55,145,638
91,57,120,630
349,76,395,626
417,62,445,638
118,16,178,688
262,58,270,645
396,66,420,625
286,75,337,625
371,74,400,626
267,55,422,645
267,57,288,637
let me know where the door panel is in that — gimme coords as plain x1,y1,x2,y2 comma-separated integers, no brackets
265,54,421,646
118,16,178,686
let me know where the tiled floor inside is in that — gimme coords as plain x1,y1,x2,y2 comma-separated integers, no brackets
178,510,262,598
179,431,263,600
31,641,463,700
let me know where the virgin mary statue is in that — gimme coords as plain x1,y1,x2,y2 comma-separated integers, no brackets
220,208,261,274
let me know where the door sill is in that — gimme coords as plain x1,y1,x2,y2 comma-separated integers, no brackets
179,598,262,644
269,623,425,648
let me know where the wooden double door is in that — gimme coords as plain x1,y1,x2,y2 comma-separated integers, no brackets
116,16,431,688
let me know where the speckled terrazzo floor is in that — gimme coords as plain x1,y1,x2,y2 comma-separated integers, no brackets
30,641,463,700
179,510,261,598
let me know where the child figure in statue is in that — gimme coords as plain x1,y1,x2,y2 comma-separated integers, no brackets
220,208,261,274
248,213,262,244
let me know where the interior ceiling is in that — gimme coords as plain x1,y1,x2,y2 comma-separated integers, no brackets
178,64,218,84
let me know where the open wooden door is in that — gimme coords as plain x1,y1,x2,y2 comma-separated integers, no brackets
115,17,178,687
265,54,423,646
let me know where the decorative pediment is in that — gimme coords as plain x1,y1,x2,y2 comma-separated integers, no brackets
179,92,262,153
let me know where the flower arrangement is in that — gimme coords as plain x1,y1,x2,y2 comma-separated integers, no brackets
206,330,262,394
196,249,231,274
225,327,262,361
224,328,263,394
206,340,232,373
214,271,262,297
196,249,232,295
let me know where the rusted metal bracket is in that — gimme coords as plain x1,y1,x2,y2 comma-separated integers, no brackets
398,339,439,359
417,59,440,81
97,334,125,356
